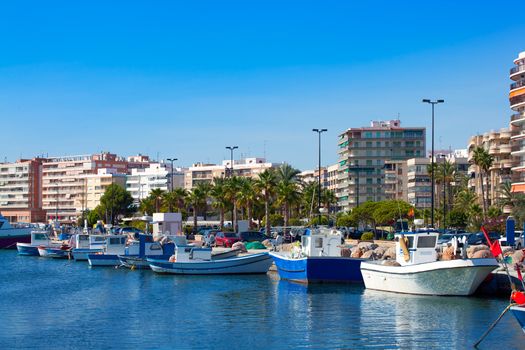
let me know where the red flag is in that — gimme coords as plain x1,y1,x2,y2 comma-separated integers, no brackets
481,226,502,258
408,208,414,218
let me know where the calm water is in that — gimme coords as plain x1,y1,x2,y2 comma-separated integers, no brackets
0,250,522,350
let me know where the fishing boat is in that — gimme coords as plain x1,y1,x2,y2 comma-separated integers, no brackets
360,230,499,296
0,214,33,249
118,234,174,269
71,234,105,261
147,244,273,275
511,305,525,333
38,244,71,259
17,231,61,256
269,228,363,283
87,235,127,267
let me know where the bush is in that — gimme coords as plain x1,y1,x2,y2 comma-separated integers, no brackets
308,216,329,226
360,232,374,241
336,214,355,227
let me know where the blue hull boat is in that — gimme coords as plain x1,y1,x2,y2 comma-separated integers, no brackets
88,254,121,267
511,305,525,333
269,252,364,284
72,248,104,261
16,244,40,256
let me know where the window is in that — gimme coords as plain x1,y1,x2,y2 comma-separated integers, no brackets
315,238,323,248
417,236,437,248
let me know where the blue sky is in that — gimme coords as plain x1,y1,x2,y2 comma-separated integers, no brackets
1,1,524,170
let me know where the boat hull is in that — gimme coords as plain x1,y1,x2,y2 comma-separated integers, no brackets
0,233,31,249
269,252,364,283
16,243,40,256
118,255,171,269
87,254,120,267
148,253,273,275
360,258,498,296
38,247,71,259
511,306,525,334
72,248,105,261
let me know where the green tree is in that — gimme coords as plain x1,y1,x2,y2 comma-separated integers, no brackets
149,188,165,213
187,184,208,233
255,169,277,235
99,183,135,225
139,197,155,216
472,146,494,218
237,177,258,229
210,177,230,230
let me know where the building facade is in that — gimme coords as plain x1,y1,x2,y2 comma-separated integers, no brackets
127,163,184,204
184,158,276,189
468,129,513,206
0,158,47,222
84,169,127,210
510,51,525,192
336,120,426,212
384,160,408,202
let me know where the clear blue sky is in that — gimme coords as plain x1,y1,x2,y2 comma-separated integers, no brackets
1,1,524,170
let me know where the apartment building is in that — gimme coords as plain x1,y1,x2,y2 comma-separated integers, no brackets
0,158,47,222
510,51,525,192
468,129,513,206
384,160,408,202
127,163,184,204
42,153,128,223
84,169,127,210
336,120,426,211
184,158,276,189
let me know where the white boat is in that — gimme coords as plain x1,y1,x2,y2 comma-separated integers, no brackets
148,244,273,275
118,234,173,269
72,234,105,261
360,230,498,296
87,235,127,267
17,231,61,256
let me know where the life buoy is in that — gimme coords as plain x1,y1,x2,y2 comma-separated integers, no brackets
399,234,410,262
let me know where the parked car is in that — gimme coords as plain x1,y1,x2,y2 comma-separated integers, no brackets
467,232,501,246
499,231,524,249
239,231,270,243
215,232,241,247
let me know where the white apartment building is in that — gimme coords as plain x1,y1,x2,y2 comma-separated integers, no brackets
184,158,276,189
127,163,184,204
84,169,127,210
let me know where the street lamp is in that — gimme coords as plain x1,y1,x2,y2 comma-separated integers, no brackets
422,99,444,228
225,146,238,177
312,128,327,225
167,158,178,191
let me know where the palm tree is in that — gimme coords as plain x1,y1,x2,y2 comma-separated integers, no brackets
321,188,338,215
172,188,188,213
276,181,301,228
436,160,456,216
255,169,277,236
472,146,494,218
187,184,207,233
210,177,230,230
162,191,177,212
237,177,257,229
300,181,318,219
139,197,155,216
224,176,243,232
497,181,515,210
150,188,165,213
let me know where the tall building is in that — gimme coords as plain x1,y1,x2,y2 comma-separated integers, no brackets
384,160,408,202
127,163,184,204
184,158,276,189
510,51,525,192
0,158,47,222
84,169,127,210
42,153,128,223
336,120,426,212
468,129,513,206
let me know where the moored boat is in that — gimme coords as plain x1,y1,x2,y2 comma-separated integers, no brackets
0,215,33,249
88,235,127,267
360,230,498,296
511,305,525,334
148,244,273,275
269,228,363,283
118,234,174,269
17,231,60,256
72,234,106,261
38,245,71,259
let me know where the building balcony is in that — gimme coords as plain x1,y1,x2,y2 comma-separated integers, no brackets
488,146,500,155
499,144,512,153
510,65,525,80
510,93,525,110
511,113,525,126
511,79,525,91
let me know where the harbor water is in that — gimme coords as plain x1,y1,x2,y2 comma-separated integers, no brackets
0,250,522,349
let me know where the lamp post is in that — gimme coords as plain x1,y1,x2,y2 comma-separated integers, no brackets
422,99,444,228
225,146,238,178
312,129,327,224
167,158,178,191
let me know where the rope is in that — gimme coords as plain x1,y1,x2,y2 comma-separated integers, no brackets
1,242,18,249
473,303,515,348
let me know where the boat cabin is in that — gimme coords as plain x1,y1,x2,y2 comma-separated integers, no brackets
395,230,439,266
73,234,90,249
125,234,165,257
301,228,342,257
30,231,53,245
105,235,127,255
89,235,107,249
173,245,212,262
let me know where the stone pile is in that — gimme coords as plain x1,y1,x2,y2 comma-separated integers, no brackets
348,242,395,260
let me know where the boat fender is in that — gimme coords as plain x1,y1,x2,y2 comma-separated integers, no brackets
399,234,410,262
169,255,176,263
511,291,525,305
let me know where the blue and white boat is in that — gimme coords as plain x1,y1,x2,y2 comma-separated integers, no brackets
269,228,364,284
87,235,127,267
511,305,525,333
118,234,175,269
38,245,71,259
17,231,60,256
148,244,273,275
72,234,105,261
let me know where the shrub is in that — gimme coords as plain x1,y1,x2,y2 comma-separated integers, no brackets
360,232,374,241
